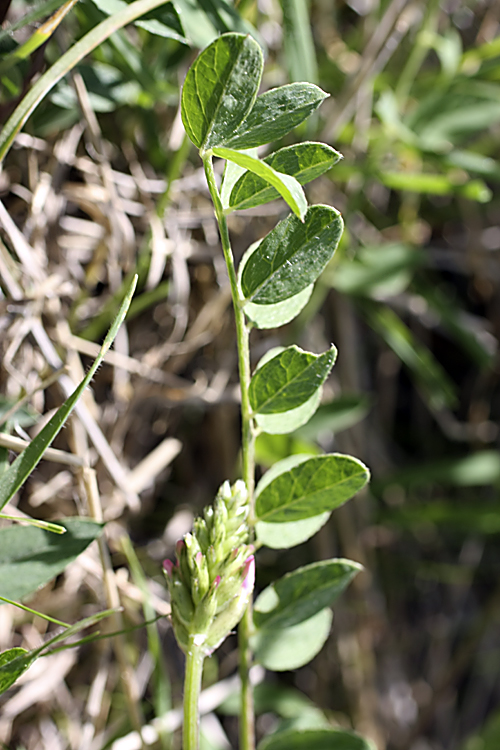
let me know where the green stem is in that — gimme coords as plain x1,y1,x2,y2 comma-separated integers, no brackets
201,151,256,750
183,640,205,750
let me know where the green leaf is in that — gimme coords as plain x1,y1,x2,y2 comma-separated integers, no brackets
229,142,341,211
0,276,137,511
256,390,322,435
0,518,104,602
254,559,362,630
180,33,263,150
240,205,343,305
173,0,261,48
251,608,332,671
250,345,336,415
238,241,313,329
367,304,458,410
295,395,371,440
0,648,34,695
327,243,423,299
0,1,172,163
257,727,377,750
255,453,370,523
222,83,328,149
256,513,329,550
255,432,320,469
255,455,328,548
214,147,307,220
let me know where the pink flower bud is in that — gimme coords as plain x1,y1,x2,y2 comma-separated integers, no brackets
196,551,203,565
242,555,255,595
163,559,174,577
176,539,185,556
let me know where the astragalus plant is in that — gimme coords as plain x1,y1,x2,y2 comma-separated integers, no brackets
163,32,374,750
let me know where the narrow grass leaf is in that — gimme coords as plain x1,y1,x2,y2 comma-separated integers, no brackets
229,142,341,211
257,728,377,750
250,608,332,671
240,205,343,305
214,147,307,220
254,558,362,630
223,83,328,149
250,345,336,415
0,1,171,162
181,33,263,150
0,276,136,510
255,453,370,523
0,0,79,78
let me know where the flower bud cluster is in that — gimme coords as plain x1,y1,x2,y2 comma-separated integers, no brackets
163,480,255,655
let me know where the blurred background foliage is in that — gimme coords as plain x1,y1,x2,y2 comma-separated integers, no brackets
1,0,500,749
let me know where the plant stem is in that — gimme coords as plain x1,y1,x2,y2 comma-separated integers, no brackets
202,151,256,750
183,640,205,750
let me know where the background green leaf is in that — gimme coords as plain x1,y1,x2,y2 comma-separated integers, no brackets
257,727,377,750
0,518,104,602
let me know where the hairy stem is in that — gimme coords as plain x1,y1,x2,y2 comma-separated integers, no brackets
183,640,205,750
202,151,256,750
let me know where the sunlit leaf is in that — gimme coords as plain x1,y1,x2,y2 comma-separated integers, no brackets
180,33,263,150
229,142,341,211
214,147,307,220
250,345,336,415
240,205,343,305
255,453,370,523
223,83,328,149
254,559,362,629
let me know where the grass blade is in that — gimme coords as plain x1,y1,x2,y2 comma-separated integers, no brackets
0,276,137,511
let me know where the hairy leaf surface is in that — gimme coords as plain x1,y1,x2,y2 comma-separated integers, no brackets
223,83,328,149
255,454,370,522
240,205,343,305
253,558,362,630
229,142,341,211
181,33,263,150
250,345,336,415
